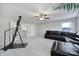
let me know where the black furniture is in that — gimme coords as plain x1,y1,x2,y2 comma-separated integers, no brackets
45,31,79,42
45,31,66,42
44,31,79,56
51,41,79,56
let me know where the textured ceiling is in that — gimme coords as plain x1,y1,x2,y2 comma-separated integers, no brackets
0,3,79,24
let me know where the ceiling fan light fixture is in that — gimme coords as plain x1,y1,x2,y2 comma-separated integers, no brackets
40,17,44,21
34,13,50,21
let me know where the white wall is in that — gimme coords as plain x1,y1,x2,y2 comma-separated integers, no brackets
24,23,37,37
37,18,77,37
0,17,10,46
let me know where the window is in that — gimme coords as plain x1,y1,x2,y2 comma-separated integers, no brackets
61,22,71,32
21,24,28,30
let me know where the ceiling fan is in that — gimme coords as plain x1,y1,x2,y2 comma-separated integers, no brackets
34,13,50,21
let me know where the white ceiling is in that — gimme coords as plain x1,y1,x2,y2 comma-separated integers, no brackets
0,3,79,24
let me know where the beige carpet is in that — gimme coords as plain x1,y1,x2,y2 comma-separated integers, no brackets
0,37,54,56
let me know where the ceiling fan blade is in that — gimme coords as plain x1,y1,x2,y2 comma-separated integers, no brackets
44,14,47,16
45,17,50,19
